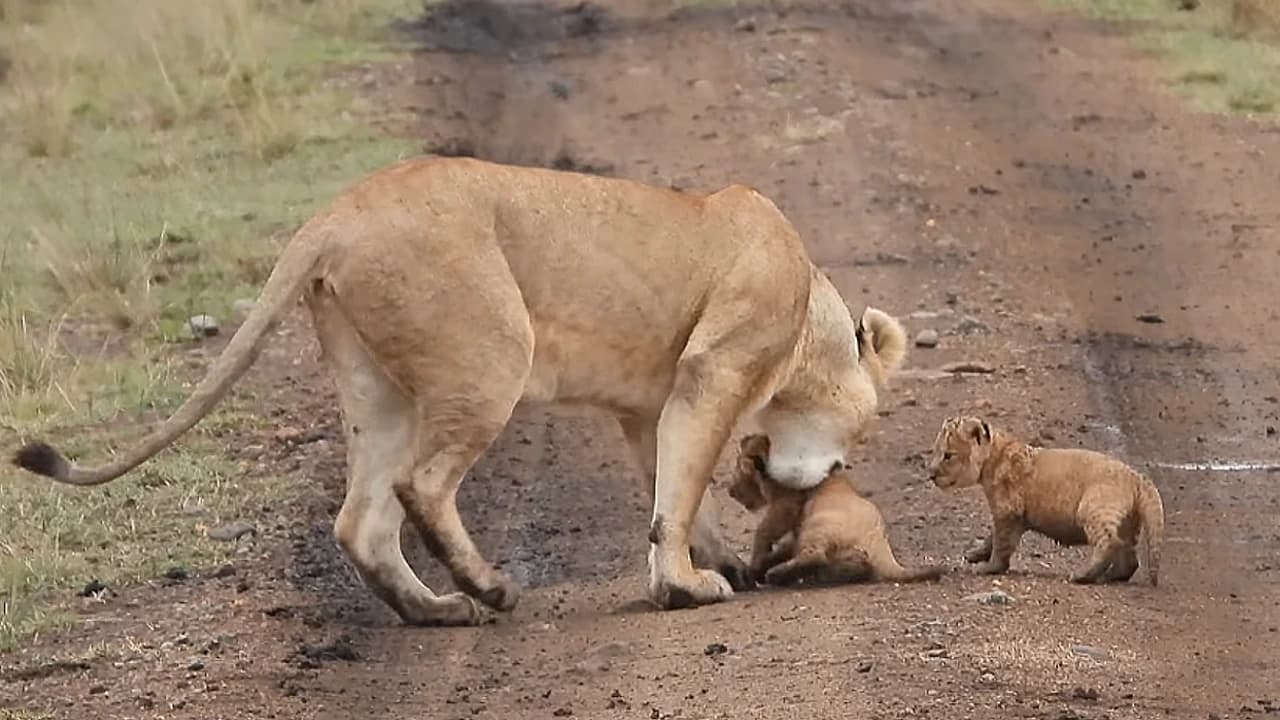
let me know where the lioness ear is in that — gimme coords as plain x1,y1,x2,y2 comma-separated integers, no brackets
854,311,867,350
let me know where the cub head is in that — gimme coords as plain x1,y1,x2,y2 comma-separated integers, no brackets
926,415,993,490
728,434,772,512
752,270,907,490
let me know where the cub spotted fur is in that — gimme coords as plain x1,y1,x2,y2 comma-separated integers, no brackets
11,156,907,626
927,416,1164,586
729,434,945,586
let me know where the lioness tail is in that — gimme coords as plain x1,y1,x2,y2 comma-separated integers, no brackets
1136,477,1165,587
11,225,331,486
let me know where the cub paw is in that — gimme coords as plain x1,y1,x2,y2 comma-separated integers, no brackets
715,555,756,592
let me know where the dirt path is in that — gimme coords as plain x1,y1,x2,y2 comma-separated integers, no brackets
5,0,1278,718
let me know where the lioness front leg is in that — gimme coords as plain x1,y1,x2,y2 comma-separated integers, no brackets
619,416,752,591
647,354,760,610
976,516,1024,575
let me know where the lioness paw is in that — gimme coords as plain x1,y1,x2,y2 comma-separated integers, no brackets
402,592,485,627
649,568,734,610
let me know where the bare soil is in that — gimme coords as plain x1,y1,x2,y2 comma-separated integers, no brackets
4,0,1279,718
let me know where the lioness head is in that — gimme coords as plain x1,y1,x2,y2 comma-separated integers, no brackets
752,271,907,490
728,434,772,511
926,415,993,490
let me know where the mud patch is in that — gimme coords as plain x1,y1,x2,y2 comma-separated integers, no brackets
395,0,611,58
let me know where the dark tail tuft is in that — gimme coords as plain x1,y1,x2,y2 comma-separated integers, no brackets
12,441,69,479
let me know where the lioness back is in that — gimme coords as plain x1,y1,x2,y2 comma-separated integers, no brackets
331,157,813,415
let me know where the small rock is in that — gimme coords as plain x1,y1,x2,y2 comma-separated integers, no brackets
924,647,950,659
935,234,962,251
733,16,756,32
231,298,257,318
1039,428,1057,443
763,61,790,83
855,659,874,673
207,521,257,542
553,709,573,717
853,251,910,266
164,566,190,581
187,659,205,672
704,642,729,656
941,361,996,374
212,564,236,578
966,590,1015,606
1136,313,1164,324
1070,644,1108,660
874,81,910,100
549,79,571,100
89,684,108,696
1132,168,1148,179
979,671,997,684
79,579,111,598
187,314,220,338
954,316,989,335
915,329,940,348
1070,686,1100,701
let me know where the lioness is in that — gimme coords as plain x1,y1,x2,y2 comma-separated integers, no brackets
729,434,944,586
926,416,1164,586
12,156,905,626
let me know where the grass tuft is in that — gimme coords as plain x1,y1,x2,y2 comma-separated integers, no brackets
1049,0,1280,114
0,0,421,650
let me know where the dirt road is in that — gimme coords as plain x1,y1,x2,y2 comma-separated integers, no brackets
5,0,1279,718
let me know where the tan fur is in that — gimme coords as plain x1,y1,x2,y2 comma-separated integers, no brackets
926,416,1165,587
10,156,907,625
729,434,944,587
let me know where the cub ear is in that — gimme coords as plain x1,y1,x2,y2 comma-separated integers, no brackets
975,420,992,444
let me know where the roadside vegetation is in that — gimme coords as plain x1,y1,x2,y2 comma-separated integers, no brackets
0,0,419,650
1053,0,1280,113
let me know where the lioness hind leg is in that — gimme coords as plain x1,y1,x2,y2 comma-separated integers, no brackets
330,238,532,614
313,295,480,626
390,348,529,613
619,416,753,592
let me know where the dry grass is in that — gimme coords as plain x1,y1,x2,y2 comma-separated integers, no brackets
1052,0,1280,114
1230,0,1280,39
0,0,420,650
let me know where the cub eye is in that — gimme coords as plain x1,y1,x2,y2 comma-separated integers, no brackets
943,452,953,461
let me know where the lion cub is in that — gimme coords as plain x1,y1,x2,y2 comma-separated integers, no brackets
729,434,945,587
926,416,1165,586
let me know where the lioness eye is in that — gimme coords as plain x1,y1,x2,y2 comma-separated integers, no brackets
943,452,953,461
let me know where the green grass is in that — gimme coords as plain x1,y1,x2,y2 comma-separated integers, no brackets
0,0,423,650
1049,0,1280,114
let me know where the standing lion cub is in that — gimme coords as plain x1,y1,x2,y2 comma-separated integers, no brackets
729,434,945,586
926,416,1165,586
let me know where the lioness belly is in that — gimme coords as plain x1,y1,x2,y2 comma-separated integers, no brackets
522,320,678,415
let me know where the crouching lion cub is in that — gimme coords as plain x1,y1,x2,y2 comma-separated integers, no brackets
729,434,946,587
926,416,1165,587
